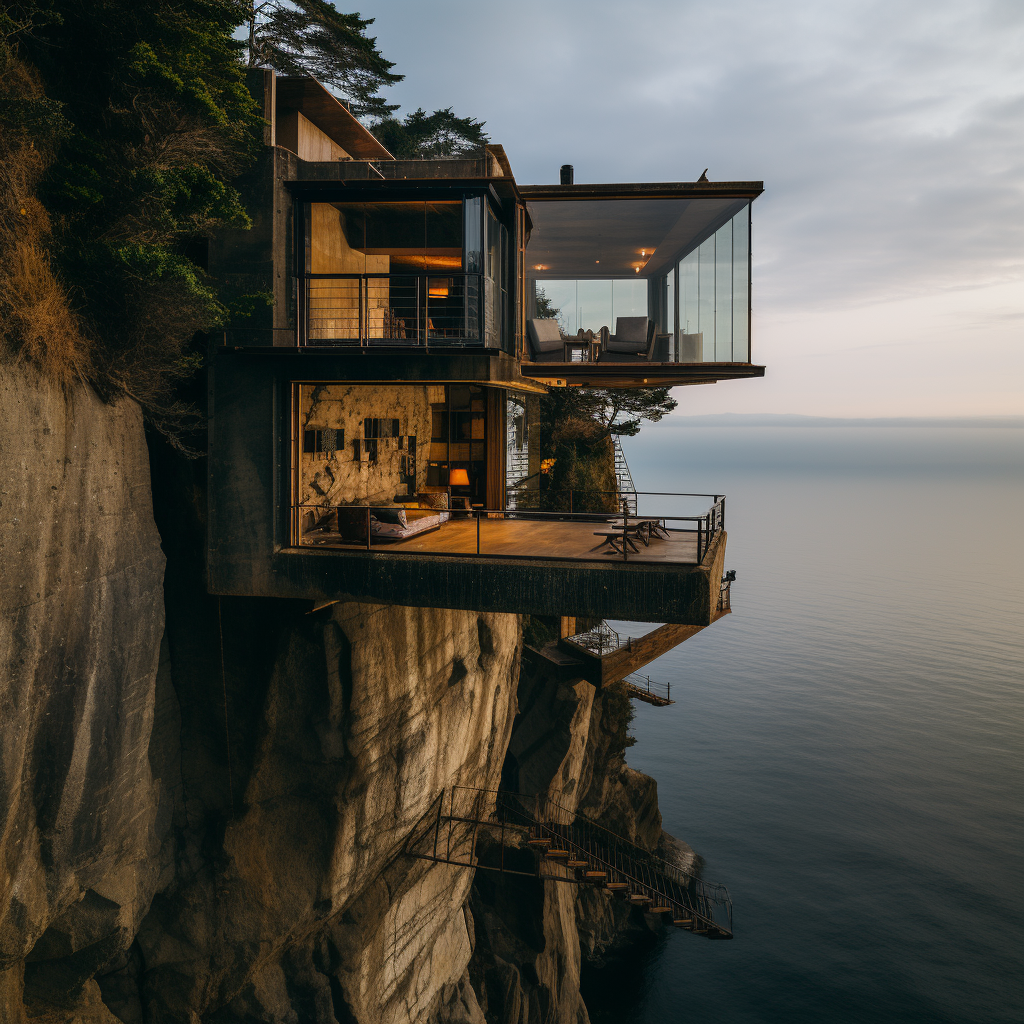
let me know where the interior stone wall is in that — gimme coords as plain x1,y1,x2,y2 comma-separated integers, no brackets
298,383,441,509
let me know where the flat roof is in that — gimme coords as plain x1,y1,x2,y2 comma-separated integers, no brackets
521,182,762,280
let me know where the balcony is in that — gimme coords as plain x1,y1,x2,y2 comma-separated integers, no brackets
302,272,489,348
279,492,728,624
520,182,765,387
296,193,513,352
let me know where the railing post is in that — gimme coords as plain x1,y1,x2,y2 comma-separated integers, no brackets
697,517,703,564
476,509,480,554
366,506,371,551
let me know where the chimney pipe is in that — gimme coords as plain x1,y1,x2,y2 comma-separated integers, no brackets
559,164,574,185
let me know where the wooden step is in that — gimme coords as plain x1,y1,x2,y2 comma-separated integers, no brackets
605,882,629,890
527,838,551,848
544,849,570,858
649,905,673,913
673,918,693,927
584,871,607,880
628,894,651,904
566,860,590,868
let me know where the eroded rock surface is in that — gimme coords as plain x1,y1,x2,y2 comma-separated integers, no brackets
137,598,520,1023
0,360,168,1020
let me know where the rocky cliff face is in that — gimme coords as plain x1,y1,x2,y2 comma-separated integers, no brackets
0,360,168,1021
1,359,693,1024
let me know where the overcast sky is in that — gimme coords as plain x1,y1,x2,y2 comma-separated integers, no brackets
358,0,1022,417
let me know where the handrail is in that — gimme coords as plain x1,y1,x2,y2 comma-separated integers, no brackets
294,497,725,565
435,786,733,937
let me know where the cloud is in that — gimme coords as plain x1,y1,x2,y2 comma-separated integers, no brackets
358,0,1024,415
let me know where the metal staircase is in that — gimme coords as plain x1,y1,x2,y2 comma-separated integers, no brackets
612,438,637,515
406,787,733,940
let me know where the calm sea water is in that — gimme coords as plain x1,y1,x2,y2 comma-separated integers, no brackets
588,426,1024,1024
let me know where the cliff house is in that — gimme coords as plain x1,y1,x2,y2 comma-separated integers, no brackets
207,71,762,629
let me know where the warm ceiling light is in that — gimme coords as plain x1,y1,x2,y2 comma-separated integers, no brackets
533,264,548,271
595,260,600,264
427,278,450,297
634,267,640,273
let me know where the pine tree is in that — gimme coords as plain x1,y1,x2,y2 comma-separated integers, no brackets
370,107,489,159
245,1,401,119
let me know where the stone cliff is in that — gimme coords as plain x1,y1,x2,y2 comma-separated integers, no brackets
1,362,692,1023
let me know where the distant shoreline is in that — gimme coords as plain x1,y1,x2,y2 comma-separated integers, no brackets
658,414,1024,429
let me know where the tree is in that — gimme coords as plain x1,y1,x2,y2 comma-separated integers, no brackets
244,3,487,157
370,106,488,159
245,1,401,119
6,0,264,446
542,386,677,442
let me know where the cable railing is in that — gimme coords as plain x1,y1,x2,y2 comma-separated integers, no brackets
405,786,733,939
293,491,726,565
299,272,507,349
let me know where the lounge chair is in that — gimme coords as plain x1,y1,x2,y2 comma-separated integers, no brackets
526,318,567,362
597,317,657,362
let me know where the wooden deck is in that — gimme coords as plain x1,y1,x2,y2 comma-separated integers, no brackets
300,517,701,565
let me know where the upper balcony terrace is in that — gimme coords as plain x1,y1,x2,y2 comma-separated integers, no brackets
520,182,765,388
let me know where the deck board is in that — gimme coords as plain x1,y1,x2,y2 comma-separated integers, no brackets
301,518,701,565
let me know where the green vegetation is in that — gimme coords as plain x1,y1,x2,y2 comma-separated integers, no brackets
1,1,488,445
370,107,489,159
245,2,487,155
245,1,401,119
530,291,678,511
2,0,262,445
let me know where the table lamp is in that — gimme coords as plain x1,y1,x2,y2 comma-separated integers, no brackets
449,468,470,488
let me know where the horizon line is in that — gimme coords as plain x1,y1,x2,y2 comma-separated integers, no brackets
658,413,1024,428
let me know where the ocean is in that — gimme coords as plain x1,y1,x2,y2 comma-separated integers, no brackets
587,424,1023,1024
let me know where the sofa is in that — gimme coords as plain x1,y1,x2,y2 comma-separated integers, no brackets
302,495,450,545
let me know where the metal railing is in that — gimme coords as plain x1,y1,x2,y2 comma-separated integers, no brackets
300,272,501,349
622,672,673,705
294,491,725,565
405,786,733,939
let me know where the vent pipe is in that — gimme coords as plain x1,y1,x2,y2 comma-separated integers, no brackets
559,164,574,185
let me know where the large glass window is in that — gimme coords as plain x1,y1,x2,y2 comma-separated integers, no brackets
531,279,647,335
303,196,509,348
675,205,750,362
525,194,752,363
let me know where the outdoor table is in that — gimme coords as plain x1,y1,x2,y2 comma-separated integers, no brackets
609,516,669,546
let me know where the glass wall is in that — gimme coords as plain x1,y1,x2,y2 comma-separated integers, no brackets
674,205,750,362
302,195,509,349
532,279,648,335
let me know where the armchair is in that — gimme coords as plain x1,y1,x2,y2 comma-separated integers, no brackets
597,317,657,362
526,318,567,362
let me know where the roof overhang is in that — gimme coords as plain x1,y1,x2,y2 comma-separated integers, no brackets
520,181,763,280
276,77,393,161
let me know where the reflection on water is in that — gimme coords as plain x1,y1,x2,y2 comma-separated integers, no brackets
590,427,1023,1024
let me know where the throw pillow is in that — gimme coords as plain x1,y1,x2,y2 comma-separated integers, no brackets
372,506,407,527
